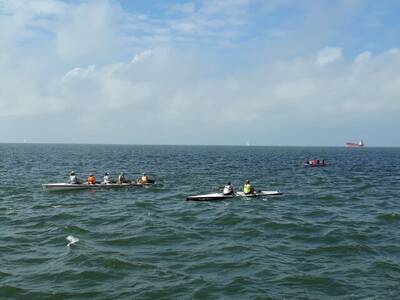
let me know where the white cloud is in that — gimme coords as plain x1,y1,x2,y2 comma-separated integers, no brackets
274,79,315,100
355,51,371,63
164,0,254,44
170,2,196,14
0,0,66,15
63,65,96,81
131,49,153,64
2,42,400,140
1,1,400,145
260,0,295,13
315,47,342,67
55,1,123,63
49,47,400,124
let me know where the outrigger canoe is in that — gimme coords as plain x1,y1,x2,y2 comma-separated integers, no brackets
43,181,156,191
186,190,282,201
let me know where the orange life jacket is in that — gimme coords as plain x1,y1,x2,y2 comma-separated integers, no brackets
87,175,96,184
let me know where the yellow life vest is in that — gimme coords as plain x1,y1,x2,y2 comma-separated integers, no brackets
243,183,253,194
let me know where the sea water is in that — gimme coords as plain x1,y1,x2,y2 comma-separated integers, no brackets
0,144,399,299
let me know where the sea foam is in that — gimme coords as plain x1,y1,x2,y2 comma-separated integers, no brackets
66,235,79,247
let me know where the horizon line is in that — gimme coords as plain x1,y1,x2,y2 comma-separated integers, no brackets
0,141,397,148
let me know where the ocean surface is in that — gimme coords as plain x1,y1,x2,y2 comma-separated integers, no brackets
0,144,399,299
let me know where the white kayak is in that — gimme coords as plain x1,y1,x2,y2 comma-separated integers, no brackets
186,190,283,201
43,182,156,191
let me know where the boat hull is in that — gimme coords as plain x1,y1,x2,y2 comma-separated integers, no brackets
42,182,156,191
186,190,283,201
303,163,327,167
346,141,364,147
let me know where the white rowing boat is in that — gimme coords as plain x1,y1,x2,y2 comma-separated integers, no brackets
42,182,156,191
186,190,283,201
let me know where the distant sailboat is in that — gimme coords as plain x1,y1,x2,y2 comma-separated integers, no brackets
246,141,251,146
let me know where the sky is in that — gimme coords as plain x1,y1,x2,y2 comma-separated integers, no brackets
0,0,400,146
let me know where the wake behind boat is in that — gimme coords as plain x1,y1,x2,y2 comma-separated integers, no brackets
43,181,156,191
186,190,283,201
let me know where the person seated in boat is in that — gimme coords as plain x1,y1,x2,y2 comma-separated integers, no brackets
138,173,150,184
68,171,81,184
320,160,325,166
103,172,112,184
117,172,128,184
87,173,96,185
223,182,235,195
243,180,255,194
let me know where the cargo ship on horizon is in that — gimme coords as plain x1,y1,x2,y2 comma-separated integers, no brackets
346,140,364,147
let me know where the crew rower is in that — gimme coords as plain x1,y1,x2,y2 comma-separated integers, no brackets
223,182,235,195
69,171,81,184
243,180,255,194
103,172,112,184
87,173,96,185
138,173,150,184
117,172,128,184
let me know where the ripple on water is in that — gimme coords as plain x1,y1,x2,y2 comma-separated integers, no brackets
280,274,349,297
317,194,338,201
1,145,400,299
305,243,378,257
214,212,244,226
377,212,400,223
374,260,400,274
0,285,29,299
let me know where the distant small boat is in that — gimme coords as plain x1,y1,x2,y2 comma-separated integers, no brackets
304,159,326,167
346,140,364,148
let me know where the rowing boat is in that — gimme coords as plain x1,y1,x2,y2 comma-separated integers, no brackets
186,190,283,201
42,182,156,191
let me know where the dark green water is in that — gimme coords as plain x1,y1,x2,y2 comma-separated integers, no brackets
1,144,399,299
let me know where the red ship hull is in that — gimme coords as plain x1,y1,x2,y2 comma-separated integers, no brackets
346,142,364,147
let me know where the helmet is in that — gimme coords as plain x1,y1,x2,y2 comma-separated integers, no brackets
245,180,250,184
105,172,109,175
70,171,75,175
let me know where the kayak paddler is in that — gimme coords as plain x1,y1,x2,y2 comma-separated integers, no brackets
87,173,96,185
69,171,81,184
223,182,235,195
243,180,255,195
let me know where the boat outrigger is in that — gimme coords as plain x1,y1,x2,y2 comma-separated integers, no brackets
42,181,156,191
186,190,282,201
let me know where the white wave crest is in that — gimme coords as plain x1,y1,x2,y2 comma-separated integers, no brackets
66,235,79,247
